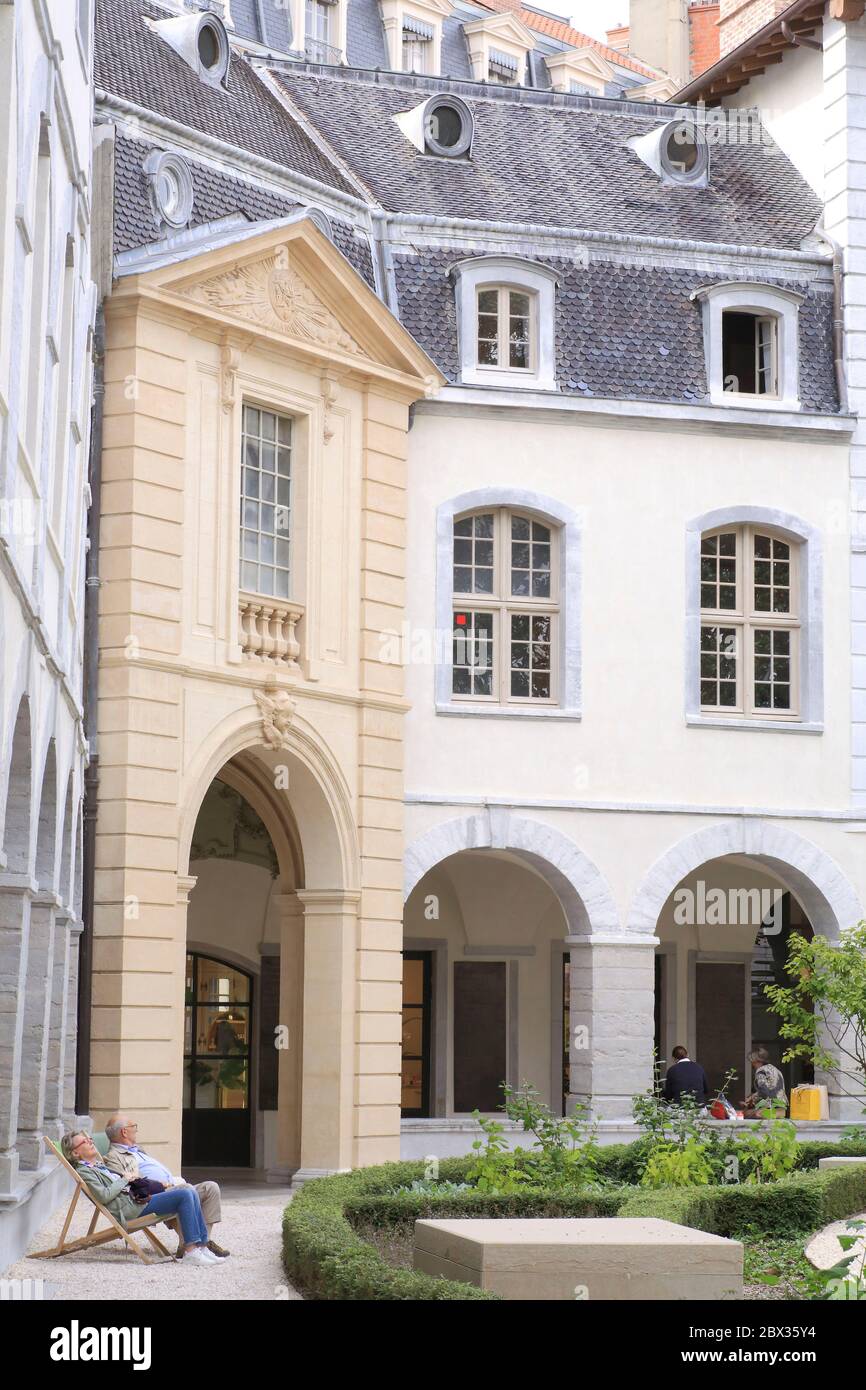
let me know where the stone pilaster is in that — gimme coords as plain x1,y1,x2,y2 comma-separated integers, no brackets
295,888,360,1178
568,934,656,1121
16,891,61,1168
42,908,73,1142
273,891,303,1178
0,874,36,1193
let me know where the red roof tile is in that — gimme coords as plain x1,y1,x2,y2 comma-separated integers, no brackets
470,0,662,79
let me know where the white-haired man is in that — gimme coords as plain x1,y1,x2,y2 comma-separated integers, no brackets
104,1113,229,1259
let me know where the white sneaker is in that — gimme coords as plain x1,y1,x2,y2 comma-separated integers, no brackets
183,1246,219,1267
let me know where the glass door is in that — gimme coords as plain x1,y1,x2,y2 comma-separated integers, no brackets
182,953,252,1167
401,951,432,1117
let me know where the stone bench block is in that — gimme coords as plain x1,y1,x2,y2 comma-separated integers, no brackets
414,1217,743,1301
818,1156,866,1170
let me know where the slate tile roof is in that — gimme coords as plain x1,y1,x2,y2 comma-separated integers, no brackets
94,0,357,196
112,130,377,286
393,250,839,411
270,69,823,249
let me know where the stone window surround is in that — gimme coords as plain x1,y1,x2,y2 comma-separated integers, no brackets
690,281,803,410
435,487,581,719
451,256,559,391
685,505,823,733
380,0,450,76
285,0,349,65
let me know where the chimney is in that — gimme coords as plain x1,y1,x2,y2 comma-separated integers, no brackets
717,0,791,56
606,24,631,54
628,0,691,86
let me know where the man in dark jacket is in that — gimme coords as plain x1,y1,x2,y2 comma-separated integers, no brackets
663,1045,710,1106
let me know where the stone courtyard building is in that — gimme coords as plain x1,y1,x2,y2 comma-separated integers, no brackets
0,0,96,1265
5,0,866,1267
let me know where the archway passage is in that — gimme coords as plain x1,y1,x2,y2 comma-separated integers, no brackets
404,848,572,1119
654,857,827,1113
185,766,295,1173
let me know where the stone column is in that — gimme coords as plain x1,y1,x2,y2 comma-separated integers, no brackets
568,934,657,1121
274,891,303,1179
62,916,84,1129
0,873,36,1193
42,908,73,1143
295,888,360,1180
16,891,61,1168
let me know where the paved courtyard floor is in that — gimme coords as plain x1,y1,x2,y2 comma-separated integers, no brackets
6,1181,302,1301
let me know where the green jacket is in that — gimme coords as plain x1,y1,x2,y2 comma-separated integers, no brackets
75,1160,142,1229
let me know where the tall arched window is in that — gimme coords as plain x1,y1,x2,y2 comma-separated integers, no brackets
451,507,558,704
699,523,800,718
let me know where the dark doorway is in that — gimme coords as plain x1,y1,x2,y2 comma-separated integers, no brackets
453,961,507,1112
696,961,745,1099
751,893,815,1096
401,951,432,1117
183,953,252,1167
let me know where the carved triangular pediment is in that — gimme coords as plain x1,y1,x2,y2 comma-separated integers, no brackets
173,244,369,358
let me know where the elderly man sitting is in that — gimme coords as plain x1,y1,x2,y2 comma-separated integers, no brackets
104,1113,229,1259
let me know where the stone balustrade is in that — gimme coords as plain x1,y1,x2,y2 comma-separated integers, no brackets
239,594,304,670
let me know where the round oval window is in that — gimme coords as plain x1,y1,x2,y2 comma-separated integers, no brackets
158,169,180,218
665,123,700,175
429,104,463,150
198,23,221,70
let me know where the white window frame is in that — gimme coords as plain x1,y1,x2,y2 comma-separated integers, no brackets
475,285,536,376
685,507,823,733
435,488,581,719
690,281,803,411
239,402,293,601
451,257,559,391
451,509,559,706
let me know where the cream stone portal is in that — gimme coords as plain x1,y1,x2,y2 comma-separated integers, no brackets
91,218,440,1176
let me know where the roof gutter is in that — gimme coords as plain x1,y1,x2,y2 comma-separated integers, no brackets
815,221,849,413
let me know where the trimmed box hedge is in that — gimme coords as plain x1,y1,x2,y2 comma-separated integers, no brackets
282,1142,866,1300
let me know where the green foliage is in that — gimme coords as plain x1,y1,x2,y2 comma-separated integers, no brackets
465,1082,600,1195
282,1159,499,1300
764,920,866,1112
735,1117,799,1185
640,1137,714,1189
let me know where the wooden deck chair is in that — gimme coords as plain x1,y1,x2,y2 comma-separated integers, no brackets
29,1137,172,1265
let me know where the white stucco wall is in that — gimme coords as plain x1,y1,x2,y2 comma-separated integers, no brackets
720,42,825,198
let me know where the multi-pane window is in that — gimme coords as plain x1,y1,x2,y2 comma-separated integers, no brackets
305,0,335,61
403,34,428,71
722,311,778,397
699,525,798,717
240,405,292,599
476,286,533,371
452,509,557,703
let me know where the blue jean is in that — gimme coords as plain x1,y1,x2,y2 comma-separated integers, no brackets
141,1186,208,1246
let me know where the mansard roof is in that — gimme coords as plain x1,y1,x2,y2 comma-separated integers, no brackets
267,68,822,249
94,0,357,197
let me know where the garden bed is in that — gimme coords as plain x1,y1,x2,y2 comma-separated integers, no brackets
282,1142,866,1301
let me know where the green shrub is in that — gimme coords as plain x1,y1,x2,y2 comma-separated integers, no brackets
282,1159,501,1300
791,1139,866,1171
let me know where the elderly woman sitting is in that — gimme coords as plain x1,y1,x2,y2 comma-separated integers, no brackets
60,1131,221,1267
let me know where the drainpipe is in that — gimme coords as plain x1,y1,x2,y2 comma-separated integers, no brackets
817,221,849,415
76,303,105,1118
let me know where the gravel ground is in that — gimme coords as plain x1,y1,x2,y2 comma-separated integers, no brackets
7,1185,302,1301
805,1211,866,1276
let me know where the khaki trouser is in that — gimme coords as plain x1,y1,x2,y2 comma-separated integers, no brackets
166,1180,221,1239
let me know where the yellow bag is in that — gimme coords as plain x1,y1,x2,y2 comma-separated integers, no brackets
790,1085,829,1121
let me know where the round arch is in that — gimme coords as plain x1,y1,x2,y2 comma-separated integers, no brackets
177,704,359,894
629,819,863,941
404,809,620,937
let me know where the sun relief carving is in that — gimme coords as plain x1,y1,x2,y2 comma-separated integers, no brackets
177,244,369,357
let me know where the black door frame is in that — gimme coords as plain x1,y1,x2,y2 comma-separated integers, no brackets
183,950,254,1168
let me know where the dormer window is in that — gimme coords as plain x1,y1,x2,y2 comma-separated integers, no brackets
630,119,710,188
402,16,433,73
477,288,532,371
722,312,778,398
452,257,559,391
151,9,231,89
143,150,195,231
488,49,519,85
690,282,803,410
305,0,340,63
381,0,451,75
545,45,614,97
463,12,532,88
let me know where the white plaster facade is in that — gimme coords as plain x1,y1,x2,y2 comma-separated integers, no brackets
0,0,96,1268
